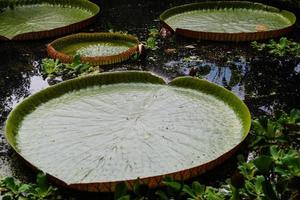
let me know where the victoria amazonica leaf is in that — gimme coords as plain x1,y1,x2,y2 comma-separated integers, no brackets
5,71,251,192
47,33,139,65
160,1,296,41
0,0,99,40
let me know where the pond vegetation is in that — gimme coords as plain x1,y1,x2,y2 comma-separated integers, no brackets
0,0,299,199
251,37,300,58
0,0,99,40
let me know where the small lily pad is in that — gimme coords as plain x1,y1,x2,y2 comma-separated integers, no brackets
47,33,139,65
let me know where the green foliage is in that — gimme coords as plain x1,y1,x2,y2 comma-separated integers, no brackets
251,37,300,57
162,178,227,200
235,145,300,200
41,55,93,79
65,54,91,74
41,58,62,78
0,172,59,200
115,182,130,200
250,109,300,149
146,28,159,50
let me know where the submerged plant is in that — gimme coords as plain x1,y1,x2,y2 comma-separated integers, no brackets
251,37,300,57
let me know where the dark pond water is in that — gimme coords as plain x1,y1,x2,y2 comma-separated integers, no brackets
0,0,299,199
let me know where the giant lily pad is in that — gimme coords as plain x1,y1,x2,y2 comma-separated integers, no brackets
0,0,100,40
5,71,251,192
47,33,139,65
160,1,296,41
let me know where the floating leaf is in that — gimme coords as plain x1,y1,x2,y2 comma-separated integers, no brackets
47,33,139,66
0,0,99,40
5,71,251,192
160,1,296,41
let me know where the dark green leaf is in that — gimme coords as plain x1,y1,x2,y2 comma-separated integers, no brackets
254,176,265,196
114,182,128,200
155,190,169,200
253,155,273,174
3,177,17,193
192,181,205,196
117,195,130,200
3,195,14,200
36,172,49,194
182,184,196,198
18,183,31,193
261,178,277,200
133,180,148,196
162,180,182,192
205,187,224,200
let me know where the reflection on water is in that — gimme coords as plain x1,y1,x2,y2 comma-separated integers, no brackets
244,56,300,116
0,44,49,179
0,46,48,124
165,56,249,99
0,48,31,124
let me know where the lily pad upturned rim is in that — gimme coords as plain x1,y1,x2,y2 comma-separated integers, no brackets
160,1,296,41
5,71,251,192
47,32,139,66
0,0,100,41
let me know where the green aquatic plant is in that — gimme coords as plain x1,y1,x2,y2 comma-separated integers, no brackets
5,71,250,192
0,173,59,200
160,1,296,41
251,37,300,57
41,56,93,79
64,54,91,74
0,0,100,40
41,58,62,77
250,109,300,149
47,33,139,66
146,27,159,50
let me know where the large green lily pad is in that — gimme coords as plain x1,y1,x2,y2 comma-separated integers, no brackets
5,71,251,192
47,33,139,65
160,1,296,41
0,0,99,40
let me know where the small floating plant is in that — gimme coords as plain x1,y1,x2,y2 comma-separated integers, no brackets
160,1,296,41
0,0,99,40
47,33,140,65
